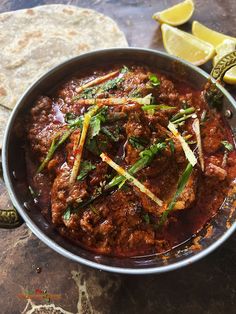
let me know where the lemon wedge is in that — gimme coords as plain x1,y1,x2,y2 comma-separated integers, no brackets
223,67,236,85
213,39,236,84
192,21,236,47
213,39,236,65
161,24,215,66
153,0,194,26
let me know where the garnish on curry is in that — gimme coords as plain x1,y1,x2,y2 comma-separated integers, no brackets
26,64,236,257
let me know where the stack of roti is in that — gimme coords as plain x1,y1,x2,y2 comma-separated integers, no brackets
0,4,128,147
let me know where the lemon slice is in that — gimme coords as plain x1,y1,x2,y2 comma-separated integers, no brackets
213,39,236,84
224,67,236,84
161,24,215,66
192,21,236,47
213,39,236,65
153,0,194,26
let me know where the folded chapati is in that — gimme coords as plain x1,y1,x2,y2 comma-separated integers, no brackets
0,4,128,146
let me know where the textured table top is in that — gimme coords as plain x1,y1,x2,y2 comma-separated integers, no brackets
0,1,236,313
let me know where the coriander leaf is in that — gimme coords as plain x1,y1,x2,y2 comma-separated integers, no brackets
65,112,83,128
79,86,98,99
129,136,148,150
86,138,100,155
102,76,124,92
149,74,160,87
65,112,76,123
63,207,71,221
205,83,223,109
169,139,175,154
121,65,129,74
88,106,108,140
143,213,150,224
89,117,101,139
77,161,96,181
221,140,233,152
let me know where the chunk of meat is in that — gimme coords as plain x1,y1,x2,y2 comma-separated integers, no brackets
30,96,52,118
205,163,227,181
51,164,88,225
128,230,155,247
28,96,63,157
157,76,179,105
125,109,151,164
202,114,225,154
89,162,108,186
122,66,148,94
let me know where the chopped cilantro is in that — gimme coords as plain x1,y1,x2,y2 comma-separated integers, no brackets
65,112,83,128
143,213,150,224
77,161,96,181
129,136,148,150
63,207,71,221
120,65,129,74
169,139,175,154
149,74,160,87
221,140,233,152
88,106,108,140
205,83,223,109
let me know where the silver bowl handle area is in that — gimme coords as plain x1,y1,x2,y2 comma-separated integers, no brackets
0,161,23,228
211,51,236,80
0,208,23,228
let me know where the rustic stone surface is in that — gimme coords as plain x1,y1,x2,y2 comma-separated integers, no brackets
0,1,236,313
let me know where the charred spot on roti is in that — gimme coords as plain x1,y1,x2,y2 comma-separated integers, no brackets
26,9,35,15
17,31,42,50
0,87,7,97
77,43,90,52
62,8,74,15
5,59,26,70
68,31,77,36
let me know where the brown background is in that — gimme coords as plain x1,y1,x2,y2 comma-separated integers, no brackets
0,1,236,313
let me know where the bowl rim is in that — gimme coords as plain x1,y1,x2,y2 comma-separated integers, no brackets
2,47,236,274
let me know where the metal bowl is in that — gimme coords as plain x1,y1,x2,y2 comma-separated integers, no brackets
2,48,236,274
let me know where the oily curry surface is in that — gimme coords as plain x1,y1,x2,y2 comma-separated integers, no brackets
26,64,236,257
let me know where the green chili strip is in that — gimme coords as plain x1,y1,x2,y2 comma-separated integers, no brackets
77,142,166,209
37,128,73,173
172,113,194,125
158,162,193,227
170,107,195,122
106,142,166,189
142,104,176,111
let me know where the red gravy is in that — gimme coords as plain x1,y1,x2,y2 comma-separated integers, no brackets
25,64,236,257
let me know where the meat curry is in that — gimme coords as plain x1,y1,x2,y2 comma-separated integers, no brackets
26,64,236,257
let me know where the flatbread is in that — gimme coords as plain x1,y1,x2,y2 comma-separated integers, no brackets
0,4,128,147
0,4,128,110
0,106,11,147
